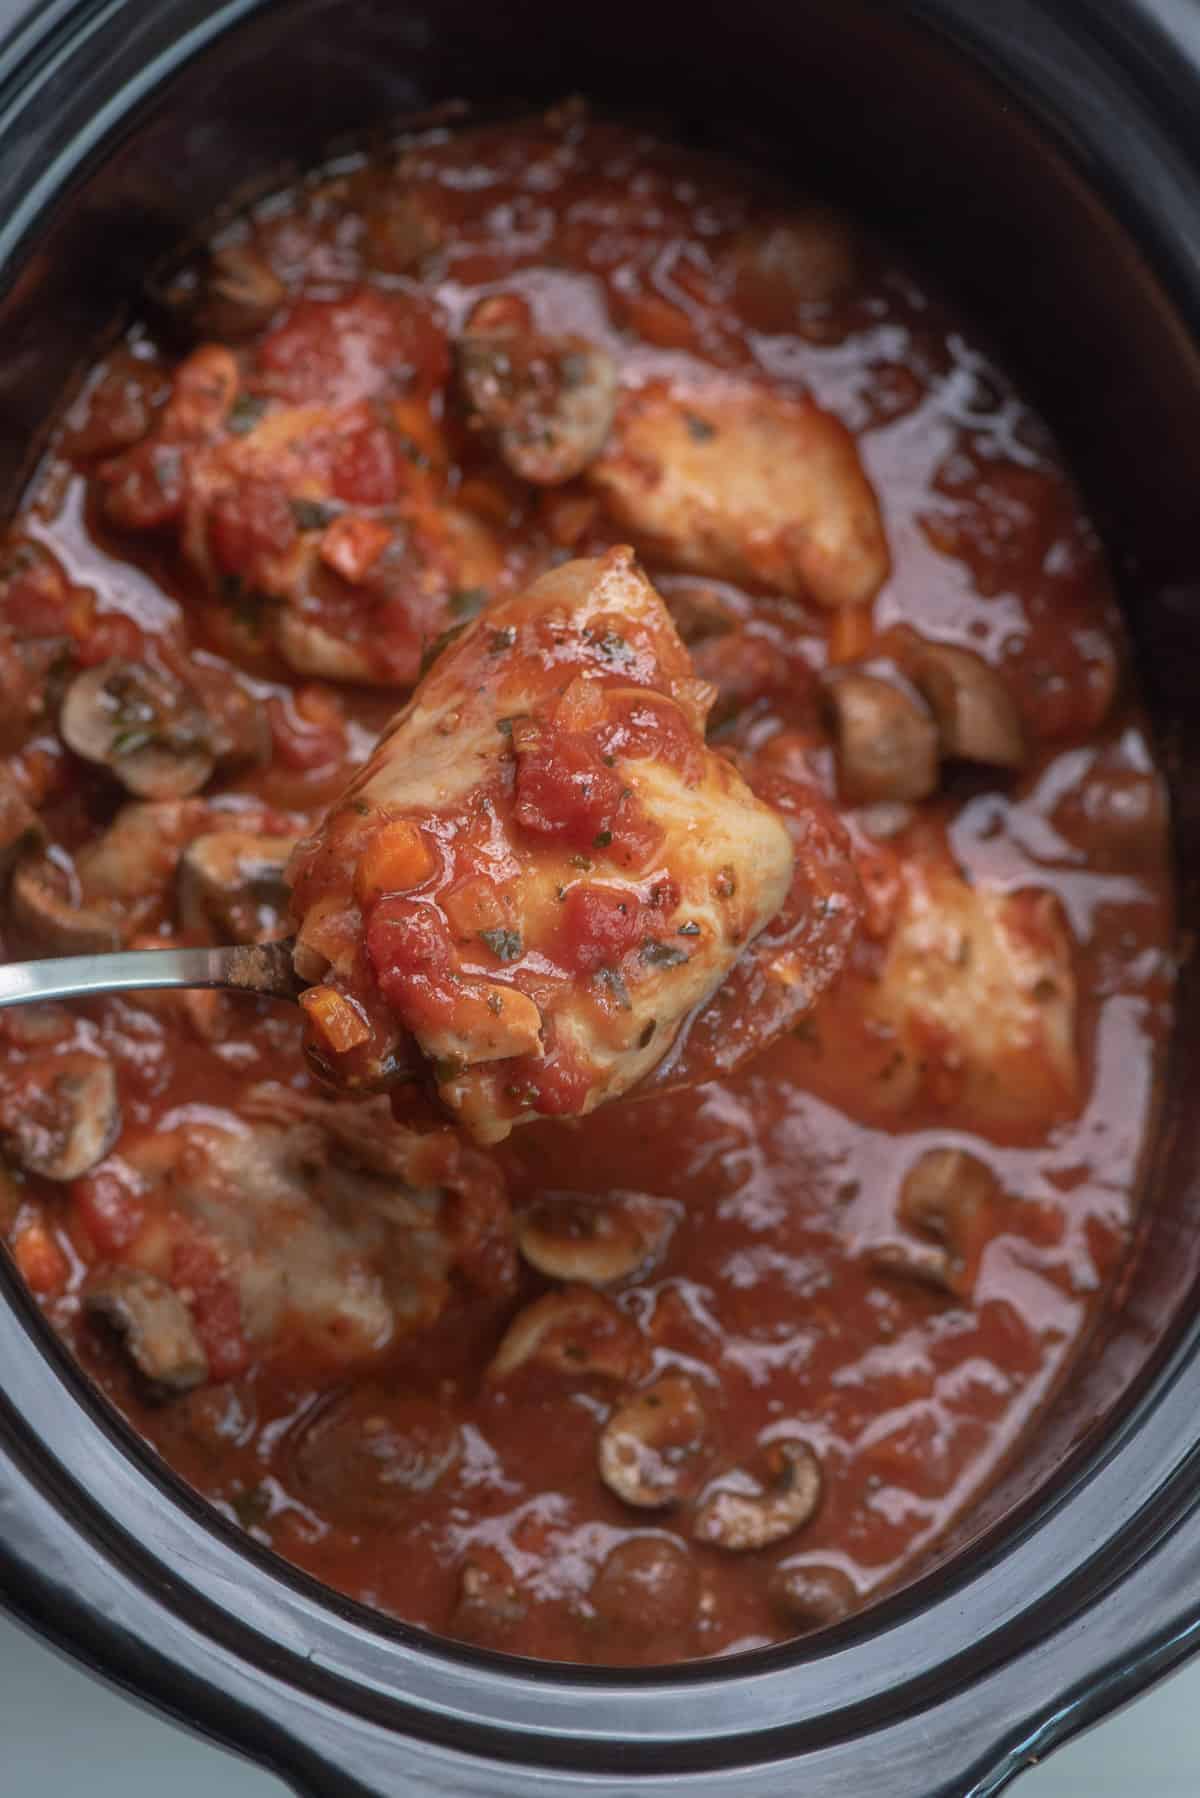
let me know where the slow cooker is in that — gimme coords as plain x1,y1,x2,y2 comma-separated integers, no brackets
3,1,1200,1792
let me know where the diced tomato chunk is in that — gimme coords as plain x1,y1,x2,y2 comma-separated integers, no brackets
100,441,188,530
514,722,660,866
208,477,297,576
509,1039,593,1117
555,883,643,974
72,1165,145,1256
514,726,622,847
0,545,78,637
329,423,400,507
76,611,147,668
170,1236,248,1382
367,896,457,1029
267,686,346,772
256,288,449,408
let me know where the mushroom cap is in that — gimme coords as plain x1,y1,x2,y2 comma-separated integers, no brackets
177,829,298,943
910,642,1027,769
825,671,939,804
516,1190,675,1286
458,327,618,485
60,658,214,798
84,1266,209,1394
487,1286,647,1384
5,1051,122,1181
691,1437,822,1551
597,1373,714,1509
9,855,122,956
289,1384,462,1526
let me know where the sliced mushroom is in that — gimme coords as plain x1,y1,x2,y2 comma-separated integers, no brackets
911,642,1027,769
691,1437,822,1551
276,611,374,682
458,326,618,484
2,1051,121,1181
60,658,214,798
77,800,209,911
177,830,298,944
769,1560,858,1631
487,1286,647,1384
732,209,858,315
589,1534,699,1652
597,1373,713,1510
363,189,443,274
825,673,939,804
872,1145,1000,1297
289,1384,461,1526
84,1266,209,1395
450,1553,527,1649
9,855,122,955
516,1191,674,1285
189,666,272,772
166,241,286,341
0,769,44,880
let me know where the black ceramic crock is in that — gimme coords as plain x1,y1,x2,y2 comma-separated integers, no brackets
3,2,1200,1792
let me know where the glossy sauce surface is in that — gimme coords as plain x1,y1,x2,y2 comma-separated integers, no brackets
0,110,1174,1664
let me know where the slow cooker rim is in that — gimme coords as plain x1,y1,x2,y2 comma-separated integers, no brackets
0,1,1199,1794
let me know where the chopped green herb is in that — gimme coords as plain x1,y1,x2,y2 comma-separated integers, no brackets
397,435,430,468
685,412,716,442
419,620,468,678
488,625,517,653
559,349,589,388
109,726,157,758
450,586,488,619
231,1484,271,1529
290,497,337,531
677,921,701,936
350,797,371,816
496,716,518,737
593,966,631,1010
586,627,633,664
479,926,522,963
592,829,613,849
432,1054,466,1083
640,940,689,969
602,752,616,767
227,392,267,435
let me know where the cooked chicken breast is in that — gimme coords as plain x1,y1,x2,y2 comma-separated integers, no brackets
287,548,801,1142
588,379,889,609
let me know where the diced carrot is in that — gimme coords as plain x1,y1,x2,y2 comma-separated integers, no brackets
456,476,515,530
319,513,394,585
12,1218,69,1295
541,490,598,548
827,603,875,665
354,819,436,908
299,983,372,1054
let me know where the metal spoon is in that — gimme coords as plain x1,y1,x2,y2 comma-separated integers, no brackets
0,940,302,1009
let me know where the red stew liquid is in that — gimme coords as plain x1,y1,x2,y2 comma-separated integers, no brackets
0,107,1173,1664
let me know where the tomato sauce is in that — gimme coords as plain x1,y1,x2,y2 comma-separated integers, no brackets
0,107,1174,1665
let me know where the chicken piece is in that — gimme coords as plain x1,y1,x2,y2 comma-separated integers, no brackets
77,1091,513,1388
588,379,889,609
287,548,803,1143
813,848,1079,1133
96,292,507,687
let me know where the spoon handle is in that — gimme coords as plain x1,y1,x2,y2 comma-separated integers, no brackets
0,939,301,1008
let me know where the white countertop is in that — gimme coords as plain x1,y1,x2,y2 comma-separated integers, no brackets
0,1605,1193,1795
